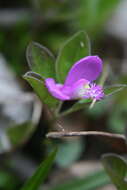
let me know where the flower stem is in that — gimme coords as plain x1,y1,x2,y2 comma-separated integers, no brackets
89,99,96,109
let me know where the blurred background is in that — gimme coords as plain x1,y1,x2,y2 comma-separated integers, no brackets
0,0,127,189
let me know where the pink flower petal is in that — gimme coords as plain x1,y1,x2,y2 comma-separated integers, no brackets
65,56,103,86
62,79,90,99
45,78,70,100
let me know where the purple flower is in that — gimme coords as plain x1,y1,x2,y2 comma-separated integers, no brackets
45,56,104,101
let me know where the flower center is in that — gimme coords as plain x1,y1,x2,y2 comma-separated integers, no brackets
76,83,90,98
75,83,104,100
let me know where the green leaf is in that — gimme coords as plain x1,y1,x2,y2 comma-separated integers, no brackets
50,170,110,190
20,148,57,190
24,71,59,108
56,31,91,83
26,41,56,79
104,84,127,97
102,154,127,190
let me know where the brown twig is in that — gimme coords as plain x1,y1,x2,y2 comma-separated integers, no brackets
46,131,125,139
46,131,127,154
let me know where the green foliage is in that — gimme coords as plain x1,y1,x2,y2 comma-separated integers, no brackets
26,42,56,79
21,148,57,190
102,154,127,190
24,72,59,108
56,31,91,83
50,170,110,190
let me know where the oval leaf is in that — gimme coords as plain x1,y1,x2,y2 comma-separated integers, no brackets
24,72,59,108
26,41,56,79
56,31,91,83
102,154,127,190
